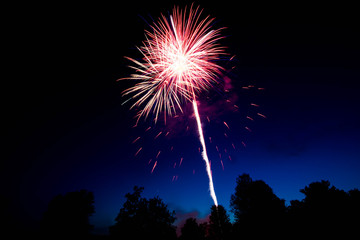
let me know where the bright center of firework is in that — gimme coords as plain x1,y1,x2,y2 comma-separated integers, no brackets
172,54,189,75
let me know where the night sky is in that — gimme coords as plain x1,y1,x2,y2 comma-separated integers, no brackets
3,1,360,235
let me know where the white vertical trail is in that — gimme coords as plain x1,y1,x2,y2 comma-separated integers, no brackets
192,100,218,206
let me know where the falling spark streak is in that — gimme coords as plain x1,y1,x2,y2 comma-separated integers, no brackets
193,100,218,206
135,147,142,156
151,161,158,173
223,121,230,129
246,116,254,121
154,131,162,139
132,137,141,144
257,113,267,118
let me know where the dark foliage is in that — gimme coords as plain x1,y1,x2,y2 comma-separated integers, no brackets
109,186,177,240
36,176,359,239
179,217,207,240
230,173,287,238
208,205,232,240
41,189,95,238
288,180,360,238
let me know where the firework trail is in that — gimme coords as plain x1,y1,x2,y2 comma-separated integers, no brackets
120,5,225,206
193,99,218,206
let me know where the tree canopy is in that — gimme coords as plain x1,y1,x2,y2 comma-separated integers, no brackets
41,189,95,238
288,180,360,238
179,217,207,240
208,205,232,240
37,176,359,239
230,173,286,237
109,186,177,240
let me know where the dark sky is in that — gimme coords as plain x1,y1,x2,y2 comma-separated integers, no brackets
3,0,360,235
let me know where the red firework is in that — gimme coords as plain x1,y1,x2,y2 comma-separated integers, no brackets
121,5,226,207
120,5,226,122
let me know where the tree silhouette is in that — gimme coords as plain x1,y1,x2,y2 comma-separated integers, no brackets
348,188,360,232
230,174,286,238
208,205,232,240
36,177,359,239
41,189,95,238
109,186,177,240
288,180,360,238
179,217,206,240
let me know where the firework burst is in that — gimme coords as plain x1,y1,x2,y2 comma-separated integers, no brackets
120,5,226,206
120,5,225,123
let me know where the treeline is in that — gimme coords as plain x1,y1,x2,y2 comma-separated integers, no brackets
38,174,359,239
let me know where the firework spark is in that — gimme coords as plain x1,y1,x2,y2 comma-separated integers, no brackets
121,5,225,206
151,161,158,174
135,147,142,156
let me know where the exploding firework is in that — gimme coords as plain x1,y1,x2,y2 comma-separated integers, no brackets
120,5,225,123
120,5,226,206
